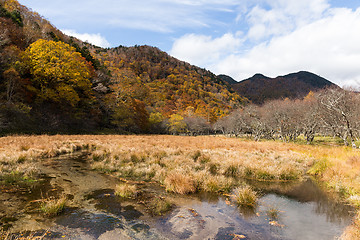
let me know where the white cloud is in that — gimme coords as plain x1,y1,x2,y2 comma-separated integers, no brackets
170,33,243,66
244,0,330,41
169,1,360,87
214,7,360,87
25,0,360,87
62,29,111,48
28,0,240,33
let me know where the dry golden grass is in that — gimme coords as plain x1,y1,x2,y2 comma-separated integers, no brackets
0,135,91,182
164,171,196,194
341,212,360,240
1,134,360,238
232,185,258,208
114,183,137,198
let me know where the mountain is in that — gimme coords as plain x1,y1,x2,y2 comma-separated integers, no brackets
0,0,246,133
217,74,238,85
230,71,337,104
91,45,247,125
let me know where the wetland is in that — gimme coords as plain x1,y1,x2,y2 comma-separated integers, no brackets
0,135,359,239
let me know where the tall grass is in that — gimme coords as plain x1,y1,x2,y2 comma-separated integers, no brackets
0,135,91,184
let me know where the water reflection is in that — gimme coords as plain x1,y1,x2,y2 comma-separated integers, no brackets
248,178,354,225
157,178,354,240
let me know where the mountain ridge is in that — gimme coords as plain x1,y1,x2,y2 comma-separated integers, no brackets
220,71,337,104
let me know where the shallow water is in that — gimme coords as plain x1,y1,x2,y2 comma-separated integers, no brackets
150,180,353,240
0,152,354,239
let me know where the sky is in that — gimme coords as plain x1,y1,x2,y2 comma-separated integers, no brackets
20,0,360,87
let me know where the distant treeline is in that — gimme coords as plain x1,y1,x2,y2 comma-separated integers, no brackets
213,87,360,147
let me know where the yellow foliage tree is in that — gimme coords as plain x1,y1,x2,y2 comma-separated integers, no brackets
168,114,187,134
3,0,20,12
23,39,93,107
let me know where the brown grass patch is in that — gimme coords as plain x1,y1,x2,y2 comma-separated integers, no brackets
115,183,137,198
164,171,196,194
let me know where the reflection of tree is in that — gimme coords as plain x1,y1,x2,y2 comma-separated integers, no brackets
283,179,353,224
246,179,353,224
238,205,257,219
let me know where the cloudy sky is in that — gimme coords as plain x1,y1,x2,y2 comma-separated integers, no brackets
21,0,360,87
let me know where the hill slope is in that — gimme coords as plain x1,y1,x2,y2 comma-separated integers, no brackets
217,74,238,85
92,45,246,122
0,0,246,133
230,71,336,104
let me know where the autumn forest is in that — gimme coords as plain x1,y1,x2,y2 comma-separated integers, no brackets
0,0,250,134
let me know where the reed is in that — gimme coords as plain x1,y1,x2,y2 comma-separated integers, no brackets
164,171,196,194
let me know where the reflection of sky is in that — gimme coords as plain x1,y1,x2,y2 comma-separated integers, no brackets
258,194,350,240
163,179,353,240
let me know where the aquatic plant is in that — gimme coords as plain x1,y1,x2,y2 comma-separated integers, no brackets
147,197,172,216
266,207,280,220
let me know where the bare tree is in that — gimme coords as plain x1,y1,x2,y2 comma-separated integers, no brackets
184,115,210,135
261,99,302,142
296,92,321,144
213,114,233,135
0,28,10,47
318,87,359,147
245,104,271,141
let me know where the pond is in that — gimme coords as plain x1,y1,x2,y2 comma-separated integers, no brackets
0,152,354,239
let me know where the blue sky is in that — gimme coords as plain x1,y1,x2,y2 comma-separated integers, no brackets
21,0,360,87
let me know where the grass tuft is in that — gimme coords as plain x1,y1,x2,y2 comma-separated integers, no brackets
164,172,196,194
341,213,360,240
266,207,280,220
115,183,137,198
224,164,239,177
308,158,330,176
40,195,67,217
191,150,202,162
233,185,258,208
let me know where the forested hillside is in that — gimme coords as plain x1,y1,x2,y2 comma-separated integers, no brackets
0,0,247,134
229,71,336,104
